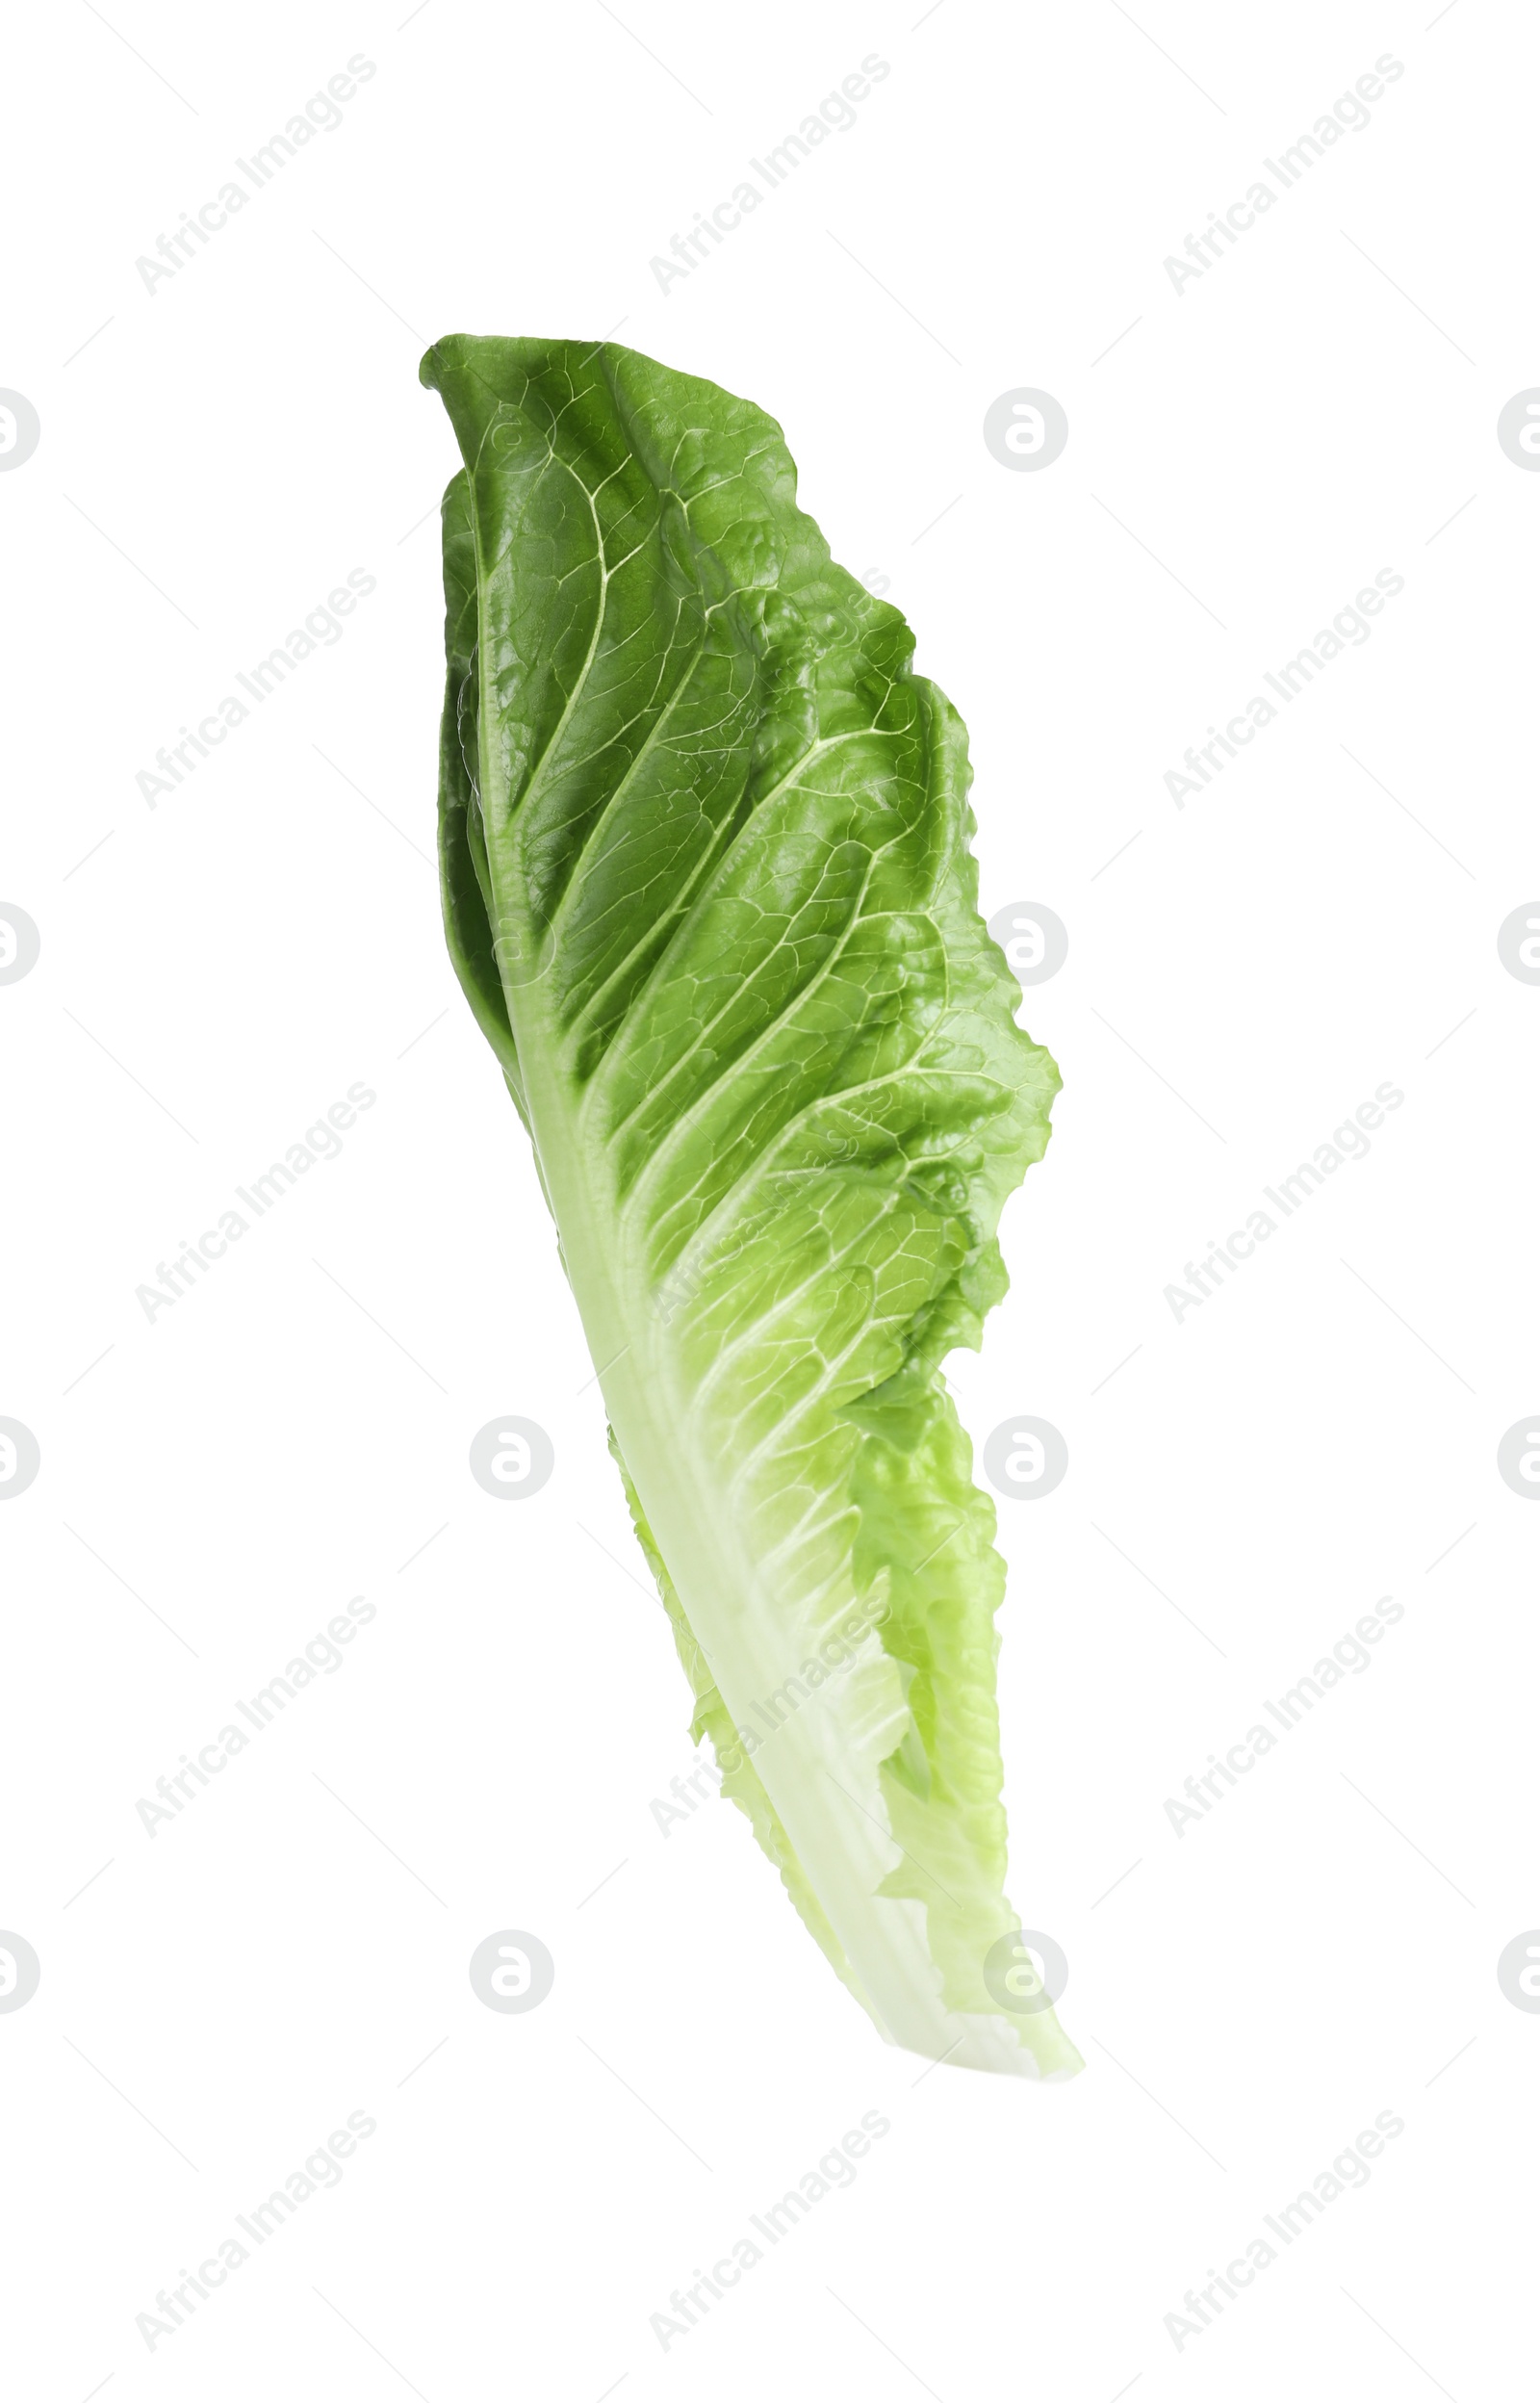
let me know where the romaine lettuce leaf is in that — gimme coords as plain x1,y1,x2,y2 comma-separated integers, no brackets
423,333,1080,2079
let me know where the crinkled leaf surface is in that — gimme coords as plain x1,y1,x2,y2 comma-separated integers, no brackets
424,333,1079,2078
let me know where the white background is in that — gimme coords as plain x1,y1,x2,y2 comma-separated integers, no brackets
4,1,1536,2396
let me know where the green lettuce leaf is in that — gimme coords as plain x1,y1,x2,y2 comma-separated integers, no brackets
423,333,1080,2080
